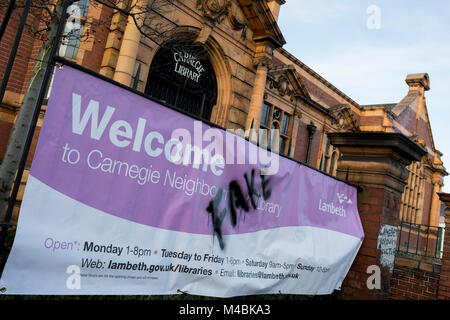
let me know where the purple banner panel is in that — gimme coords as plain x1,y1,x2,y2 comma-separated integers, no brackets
29,65,364,240
0,64,365,296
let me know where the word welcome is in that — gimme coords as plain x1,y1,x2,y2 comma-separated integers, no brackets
71,93,225,176
71,93,280,176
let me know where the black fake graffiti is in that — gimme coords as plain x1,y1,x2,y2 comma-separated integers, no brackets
206,169,272,250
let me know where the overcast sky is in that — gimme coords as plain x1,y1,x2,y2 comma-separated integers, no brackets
278,0,450,192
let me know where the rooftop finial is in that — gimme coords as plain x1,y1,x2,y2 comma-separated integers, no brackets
405,73,430,91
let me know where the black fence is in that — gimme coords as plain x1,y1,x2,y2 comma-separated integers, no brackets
396,221,445,260
0,0,72,255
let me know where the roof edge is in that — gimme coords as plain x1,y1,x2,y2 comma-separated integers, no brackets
277,47,361,110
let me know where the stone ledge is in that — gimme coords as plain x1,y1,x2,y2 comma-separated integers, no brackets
327,132,427,163
438,193,450,206
395,255,442,274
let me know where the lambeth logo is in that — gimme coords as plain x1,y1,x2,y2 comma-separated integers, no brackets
318,193,352,217
336,193,352,204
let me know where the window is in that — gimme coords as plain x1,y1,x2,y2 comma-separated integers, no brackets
59,0,90,59
259,103,291,155
261,103,270,127
320,136,339,176
400,161,424,224
145,42,217,121
270,122,279,151
281,114,290,134
279,113,290,154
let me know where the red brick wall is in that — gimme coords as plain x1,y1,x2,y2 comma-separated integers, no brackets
389,261,440,300
293,121,307,162
0,7,44,96
25,126,41,168
309,129,322,167
301,77,341,107
0,4,113,98
293,122,322,166
0,121,40,173
0,121,41,168
339,184,409,300
80,6,113,72
421,181,433,225
359,116,383,127
0,120,13,160
438,211,450,299
340,187,400,299
439,270,450,299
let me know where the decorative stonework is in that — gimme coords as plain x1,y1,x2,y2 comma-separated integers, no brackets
294,106,302,119
253,55,273,69
267,65,309,103
197,0,231,23
329,104,360,132
273,74,289,96
227,1,248,39
268,74,296,103
196,0,248,39
422,153,432,166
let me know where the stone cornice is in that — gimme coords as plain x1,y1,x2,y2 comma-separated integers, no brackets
327,132,427,193
237,0,286,48
438,192,450,207
327,132,427,164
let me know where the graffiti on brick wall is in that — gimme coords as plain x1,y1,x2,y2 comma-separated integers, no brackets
377,224,398,272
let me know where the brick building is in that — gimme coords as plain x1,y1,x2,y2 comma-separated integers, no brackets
0,0,448,299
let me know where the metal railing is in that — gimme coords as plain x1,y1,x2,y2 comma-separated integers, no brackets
0,0,72,254
396,221,445,260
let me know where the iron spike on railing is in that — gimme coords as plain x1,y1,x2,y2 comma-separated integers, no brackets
132,63,141,90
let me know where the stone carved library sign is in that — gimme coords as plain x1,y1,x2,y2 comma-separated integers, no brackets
173,51,205,83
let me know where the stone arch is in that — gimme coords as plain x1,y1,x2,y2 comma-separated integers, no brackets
200,33,233,127
143,26,232,126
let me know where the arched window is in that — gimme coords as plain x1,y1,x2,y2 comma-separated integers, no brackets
259,103,292,155
145,42,217,121
329,150,338,176
269,121,280,153
320,136,339,176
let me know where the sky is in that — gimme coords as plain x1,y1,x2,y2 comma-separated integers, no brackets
277,0,450,192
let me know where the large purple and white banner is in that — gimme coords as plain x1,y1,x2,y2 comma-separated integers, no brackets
0,65,364,296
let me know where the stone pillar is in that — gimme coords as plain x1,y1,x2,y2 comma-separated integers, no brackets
245,43,272,142
289,107,302,157
328,132,426,299
429,175,444,226
113,0,147,86
437,193,450,300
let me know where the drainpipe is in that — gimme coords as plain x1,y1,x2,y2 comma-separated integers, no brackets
306,122,317,164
